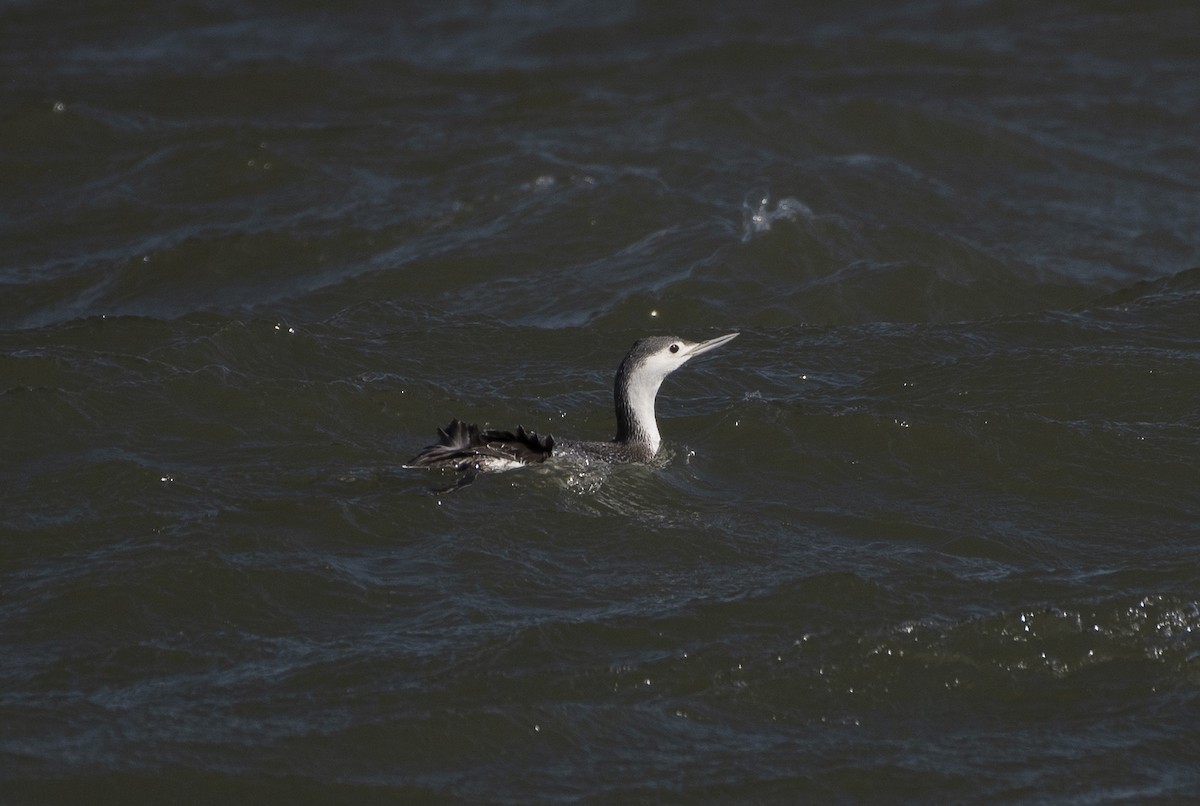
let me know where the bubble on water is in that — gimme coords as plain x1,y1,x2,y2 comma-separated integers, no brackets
523,174,556,191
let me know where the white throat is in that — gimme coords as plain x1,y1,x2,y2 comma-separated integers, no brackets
623,373,664,455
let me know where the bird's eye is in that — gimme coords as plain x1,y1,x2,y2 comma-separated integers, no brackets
669,343,679,353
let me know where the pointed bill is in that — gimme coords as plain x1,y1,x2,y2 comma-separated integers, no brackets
683,332,739,359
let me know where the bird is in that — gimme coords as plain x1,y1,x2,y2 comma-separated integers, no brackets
405,333,739,475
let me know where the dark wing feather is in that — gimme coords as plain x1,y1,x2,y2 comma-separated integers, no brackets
405,419,554,471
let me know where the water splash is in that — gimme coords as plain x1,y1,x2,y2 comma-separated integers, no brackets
741,191,812,242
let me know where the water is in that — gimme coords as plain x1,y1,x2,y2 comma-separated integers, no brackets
3,1,1199,802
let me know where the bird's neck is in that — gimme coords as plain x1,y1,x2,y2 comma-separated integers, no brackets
614,372,663,456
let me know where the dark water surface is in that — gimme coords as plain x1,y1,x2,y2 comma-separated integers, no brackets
3,2,1199,802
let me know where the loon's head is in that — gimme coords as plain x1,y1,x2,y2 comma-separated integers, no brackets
619,333,740,387
613,332,739,454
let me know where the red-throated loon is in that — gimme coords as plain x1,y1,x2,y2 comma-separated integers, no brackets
405,333,739,473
